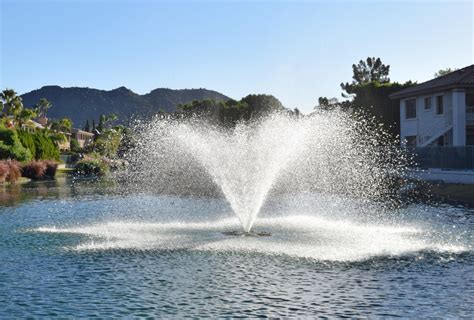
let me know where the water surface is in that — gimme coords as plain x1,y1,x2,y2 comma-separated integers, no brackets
0,179,473,317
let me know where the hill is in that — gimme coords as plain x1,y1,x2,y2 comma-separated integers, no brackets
20,86,231,126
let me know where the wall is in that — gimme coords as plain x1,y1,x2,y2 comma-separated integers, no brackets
400,90,454,146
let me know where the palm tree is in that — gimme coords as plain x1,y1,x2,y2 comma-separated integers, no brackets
37,98,52,118
1,89,23,117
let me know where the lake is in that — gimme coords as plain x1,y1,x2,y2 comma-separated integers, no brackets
0,178,473,317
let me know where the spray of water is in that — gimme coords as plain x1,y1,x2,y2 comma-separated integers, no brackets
124,110,410,233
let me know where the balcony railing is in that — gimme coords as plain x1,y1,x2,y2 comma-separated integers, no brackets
409,146,474,170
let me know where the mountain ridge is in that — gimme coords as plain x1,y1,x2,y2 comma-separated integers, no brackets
20,85,231,127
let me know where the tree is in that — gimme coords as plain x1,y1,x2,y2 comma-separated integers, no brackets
59,118,72,132
37,98,52,118
84,120,91,132
341,57,390,94
95,113,117,133
315,97,352,111
1,89,23,117
96,114,105,133
434,68,457,78
177,95,285,126
17,108,37,128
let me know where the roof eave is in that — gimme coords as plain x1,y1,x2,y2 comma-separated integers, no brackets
389,83,474,100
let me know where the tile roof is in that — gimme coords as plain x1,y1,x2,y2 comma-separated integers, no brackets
390,65,474,99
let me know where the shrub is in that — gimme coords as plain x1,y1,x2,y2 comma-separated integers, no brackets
21,160,58,180
70,139,81,152
17,130,37,158
22,161,47,180
0,128,32,161
6,160,21,183
0,162,9,183
16,130,60,160
74,158,109,176
44,160,58,178
32,133,60,160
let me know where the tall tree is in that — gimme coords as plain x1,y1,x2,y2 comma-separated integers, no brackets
37,98,52,118
1,89,23,116
341,57,390,95
84,120,91,132
96,114,106,133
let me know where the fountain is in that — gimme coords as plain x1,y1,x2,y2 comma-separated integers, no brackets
124,110,409,234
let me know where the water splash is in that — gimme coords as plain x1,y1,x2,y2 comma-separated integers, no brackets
124,111,409,232
34,214,469,262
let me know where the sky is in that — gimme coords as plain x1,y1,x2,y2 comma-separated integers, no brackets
1,0,473,113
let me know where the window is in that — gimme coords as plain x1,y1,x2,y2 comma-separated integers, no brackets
424,97,432,110
436,95,444,114
405,99,416,119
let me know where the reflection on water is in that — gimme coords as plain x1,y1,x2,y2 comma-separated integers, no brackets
0,175,118,206
0,179,473,317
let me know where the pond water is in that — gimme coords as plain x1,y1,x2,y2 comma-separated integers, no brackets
0,178,473,317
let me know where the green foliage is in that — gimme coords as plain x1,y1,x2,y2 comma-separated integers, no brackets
84,120,90,132
1,89,23,116
341,57,390,94
95,113,117,133
17,130,36,158
345,81,415,139
74,157,109,176
32,132,60,160
177,94,285,126
16,130,59,160
0,127,32,161
70,139,81,152
49,118,73,133
85,127,122,158
37,98,52,118
17,108,37,126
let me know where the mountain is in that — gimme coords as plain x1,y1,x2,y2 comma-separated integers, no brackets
20,85,231,127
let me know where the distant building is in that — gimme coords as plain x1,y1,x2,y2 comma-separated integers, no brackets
57,133,72,151
390,65,474,147
72,129,94,149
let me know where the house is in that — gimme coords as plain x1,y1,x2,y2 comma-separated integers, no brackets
72,129,94,149
390,65,474,147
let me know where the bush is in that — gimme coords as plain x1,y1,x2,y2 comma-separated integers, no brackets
21,160,58,180
0,128,32,161
32,133,60,160
70,139,81,152
17,130,37,158
74,158,109,176
16,130,60,161
6,160,21,183
44,160,58,178
22,161,47,180
0,162,9,183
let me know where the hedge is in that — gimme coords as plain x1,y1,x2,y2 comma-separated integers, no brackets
17,130,60,161
0,127,32,161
